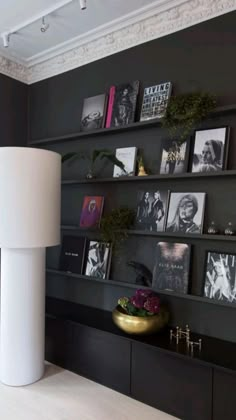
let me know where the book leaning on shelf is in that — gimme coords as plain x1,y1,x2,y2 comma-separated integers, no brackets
106,81,140,128
113,147,137,177
80,93,108,131
140,82,172,121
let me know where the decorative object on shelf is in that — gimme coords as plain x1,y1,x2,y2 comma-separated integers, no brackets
62,149,125,179
106,81,140,128
80,196,104,228
113,147,137,177
170,325,202,356
140,82,172,121
80,93,108,131
162,91,216,140
100,207,135,252
112,289,169,335
191,126,230,173
207,221,219,235
60,235,87,274
224,222,235,236
127,261,152,287
152,242,191,294
137,154,148,176
135,189,170,232
204,251,236,304
84,240,112,280
166,192,206,234
159,138,190,175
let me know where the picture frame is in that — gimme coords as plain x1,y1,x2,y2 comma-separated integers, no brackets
80,196,104,229
203,251,236,304
191,126,230,173
84,241,112,280
166,192,206,234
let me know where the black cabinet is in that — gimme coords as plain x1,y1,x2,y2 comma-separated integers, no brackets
131,342,212,420
71,323,131,394
45,315,73,370
213,369,236,420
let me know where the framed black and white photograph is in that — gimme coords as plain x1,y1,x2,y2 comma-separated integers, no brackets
84,241,112,280
80,93,107,132
204,251,236,304
152,242,191,294
135,189,170,232
159,139,190,175
191,127,230,173
166,192,206,234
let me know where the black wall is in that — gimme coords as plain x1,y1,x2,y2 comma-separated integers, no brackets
29,11,236,343
0,73,28,146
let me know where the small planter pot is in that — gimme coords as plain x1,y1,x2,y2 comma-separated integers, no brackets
112,305,169,335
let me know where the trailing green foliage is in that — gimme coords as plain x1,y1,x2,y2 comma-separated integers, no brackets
100,207,135,252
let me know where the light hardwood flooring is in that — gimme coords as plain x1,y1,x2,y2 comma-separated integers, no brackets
0,363,179,420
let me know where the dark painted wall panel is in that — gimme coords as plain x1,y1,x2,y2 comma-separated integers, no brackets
0,73,28,146
29,11,236,342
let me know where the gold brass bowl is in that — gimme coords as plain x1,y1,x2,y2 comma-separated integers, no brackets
112,305,169,335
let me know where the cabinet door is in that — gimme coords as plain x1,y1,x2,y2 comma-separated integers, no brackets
45,315,73,370
131,343,212,420
213,369,236,420
71,323,131,395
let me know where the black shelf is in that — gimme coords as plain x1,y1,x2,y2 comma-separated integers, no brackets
46,268,236,309
61,225,236,242
62,170,236,186
29,104,236,146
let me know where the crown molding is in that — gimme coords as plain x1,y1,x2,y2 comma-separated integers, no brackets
0,0,235,85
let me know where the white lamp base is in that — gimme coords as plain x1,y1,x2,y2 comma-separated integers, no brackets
0,248,46,386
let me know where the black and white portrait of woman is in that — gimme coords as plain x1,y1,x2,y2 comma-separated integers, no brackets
166,192,206,234
85,241,111,280
135,190,169,232
204,252,236,303
191,127,229,173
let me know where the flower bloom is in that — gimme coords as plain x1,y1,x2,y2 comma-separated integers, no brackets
144,296,160,314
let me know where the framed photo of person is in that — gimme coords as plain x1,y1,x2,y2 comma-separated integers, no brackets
135,189,170,232
159,139,190,175
204,251,236,304
166,192,206,234
191,127,230,173
79,196,104,229
84,241,112,280
152,242,191,294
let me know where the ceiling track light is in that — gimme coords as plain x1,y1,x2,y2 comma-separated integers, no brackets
2,33,10,48
79,0,87,10
40,17,49,33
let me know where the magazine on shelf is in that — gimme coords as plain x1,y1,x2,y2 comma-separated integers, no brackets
84,240,112,280
80,93,108,131
106,81,139,128
140,82,172,121
113,147,137,177
79,196,104,228
60,235,86,274
152,242,191,294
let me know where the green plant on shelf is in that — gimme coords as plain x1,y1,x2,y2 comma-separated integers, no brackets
62,149,126,179
100,207,135,253
162,91,216,141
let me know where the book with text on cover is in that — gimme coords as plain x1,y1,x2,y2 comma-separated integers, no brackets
60,235,86,274
140,82,172,121
113,147,137,177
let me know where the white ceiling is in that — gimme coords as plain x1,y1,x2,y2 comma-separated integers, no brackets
0,0,159,64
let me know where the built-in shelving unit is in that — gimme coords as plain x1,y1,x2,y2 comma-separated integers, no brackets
30,104,236,146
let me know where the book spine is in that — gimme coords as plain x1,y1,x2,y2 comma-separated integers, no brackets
105,86,116,128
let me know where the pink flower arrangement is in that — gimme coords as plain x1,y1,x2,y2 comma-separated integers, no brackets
118,289,160,317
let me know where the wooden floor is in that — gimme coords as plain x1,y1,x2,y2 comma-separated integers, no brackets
0,363,178,420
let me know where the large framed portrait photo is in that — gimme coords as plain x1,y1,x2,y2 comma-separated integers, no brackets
204,251,236,304
166,192,206,234
135,189,170,232
191,126,230,173
159,139,190,175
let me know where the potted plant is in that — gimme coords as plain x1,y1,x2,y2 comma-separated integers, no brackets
112,289,169,335
62,149,126,179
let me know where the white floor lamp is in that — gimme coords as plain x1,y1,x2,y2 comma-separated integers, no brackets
0,147,61,386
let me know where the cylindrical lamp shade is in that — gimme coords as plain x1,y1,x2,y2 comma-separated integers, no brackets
0,147,61,248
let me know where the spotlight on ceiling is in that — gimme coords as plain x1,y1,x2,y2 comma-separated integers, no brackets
79,0,87,10
40,17,49,33
2,33,10,48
